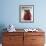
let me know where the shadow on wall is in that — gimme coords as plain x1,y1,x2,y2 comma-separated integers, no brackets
0,24,7,43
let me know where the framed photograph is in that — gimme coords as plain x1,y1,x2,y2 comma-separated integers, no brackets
19,5,34,23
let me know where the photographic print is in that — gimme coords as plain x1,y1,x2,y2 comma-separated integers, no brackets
19,5,34,23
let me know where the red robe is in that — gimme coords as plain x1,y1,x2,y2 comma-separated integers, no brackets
23,11,32,20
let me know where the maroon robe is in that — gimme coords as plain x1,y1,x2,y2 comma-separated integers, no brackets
23,10,32,20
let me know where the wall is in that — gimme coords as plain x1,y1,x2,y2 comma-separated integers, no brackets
0,0,41,28
0,0,46,29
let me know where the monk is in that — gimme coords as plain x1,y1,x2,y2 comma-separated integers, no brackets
23,10,32,20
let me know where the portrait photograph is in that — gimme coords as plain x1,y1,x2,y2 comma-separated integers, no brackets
19,5,34,23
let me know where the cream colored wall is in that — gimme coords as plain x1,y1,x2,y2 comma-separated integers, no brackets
0,44,2,46
45,33,46,44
